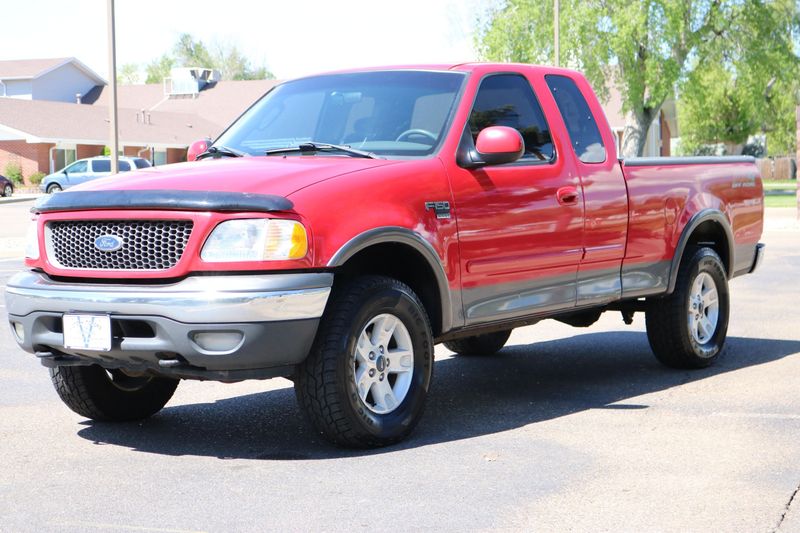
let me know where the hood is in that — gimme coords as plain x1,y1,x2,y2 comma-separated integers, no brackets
72,156,401,197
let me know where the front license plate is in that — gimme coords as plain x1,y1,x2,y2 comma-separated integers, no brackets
63,314,112,351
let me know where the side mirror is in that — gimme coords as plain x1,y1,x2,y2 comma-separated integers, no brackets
456,126,525,168
475,126,524,165
187,139,210,162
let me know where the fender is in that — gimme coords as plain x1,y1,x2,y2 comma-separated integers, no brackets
667,208,734,294
327,226,457,333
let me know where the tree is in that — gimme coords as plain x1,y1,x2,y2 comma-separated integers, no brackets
145,54,175,84
477,0,799,157
144,34,274,84
117,63,140,85
677,58,756,155
678,1,799,156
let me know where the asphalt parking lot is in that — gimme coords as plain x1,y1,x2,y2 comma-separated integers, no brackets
1,203,799,532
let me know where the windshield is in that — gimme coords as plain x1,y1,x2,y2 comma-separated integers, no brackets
215,70,466,158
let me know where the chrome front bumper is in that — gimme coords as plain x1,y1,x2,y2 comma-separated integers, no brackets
5,271,332,379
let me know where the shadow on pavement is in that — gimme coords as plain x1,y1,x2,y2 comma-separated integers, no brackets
77,332,800,460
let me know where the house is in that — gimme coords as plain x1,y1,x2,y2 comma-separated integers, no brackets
0,57,105,103
0,58,278,182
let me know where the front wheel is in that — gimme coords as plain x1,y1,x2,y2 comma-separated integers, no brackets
2,184,12,197
295,276,433,448
46,183,62,194
646,247,730,368
50,365,179,421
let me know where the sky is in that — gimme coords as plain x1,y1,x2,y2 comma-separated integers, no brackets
0,0,492,81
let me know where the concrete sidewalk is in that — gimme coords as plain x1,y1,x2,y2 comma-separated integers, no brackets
0,193,43,206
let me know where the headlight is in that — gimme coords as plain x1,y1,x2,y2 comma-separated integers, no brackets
25,220,39,260
201,219,308,262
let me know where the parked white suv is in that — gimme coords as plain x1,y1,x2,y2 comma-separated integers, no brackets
41,156,151,193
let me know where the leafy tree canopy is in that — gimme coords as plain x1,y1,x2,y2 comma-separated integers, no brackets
477,0,799,157
140,33,274,84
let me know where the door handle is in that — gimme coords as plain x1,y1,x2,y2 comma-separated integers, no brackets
557,186,579,205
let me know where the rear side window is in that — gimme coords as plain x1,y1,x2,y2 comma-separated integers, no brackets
469,74,554,162
92,160,111,173
118,161,131,172
133,159,151,169
545,75,605,163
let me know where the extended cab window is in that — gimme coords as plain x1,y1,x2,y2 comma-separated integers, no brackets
545,75,606,163
469,74,554,162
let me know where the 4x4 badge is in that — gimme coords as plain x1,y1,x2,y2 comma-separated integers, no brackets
425,201,451,220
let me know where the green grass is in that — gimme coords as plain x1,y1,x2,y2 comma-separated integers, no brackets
763,179,797,190
764,195,797,208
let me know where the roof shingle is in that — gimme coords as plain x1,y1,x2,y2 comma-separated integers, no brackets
0,57,73,79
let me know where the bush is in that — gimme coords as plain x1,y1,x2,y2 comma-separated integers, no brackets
4,162,23,185
29,172,46,185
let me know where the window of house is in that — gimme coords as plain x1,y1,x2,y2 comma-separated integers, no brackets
468,74,554,161
54,149,77,172
154,150,167,166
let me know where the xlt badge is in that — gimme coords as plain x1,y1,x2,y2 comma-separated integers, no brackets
425,201,451,220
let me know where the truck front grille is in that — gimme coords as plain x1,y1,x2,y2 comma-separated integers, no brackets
47,220,194,270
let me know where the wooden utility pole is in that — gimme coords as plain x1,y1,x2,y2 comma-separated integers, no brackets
107,0,119,173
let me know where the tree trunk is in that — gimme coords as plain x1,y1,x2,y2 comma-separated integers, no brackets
620,109,657,158
723,142,744,155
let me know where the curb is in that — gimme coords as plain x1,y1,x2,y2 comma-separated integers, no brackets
0,195,42,206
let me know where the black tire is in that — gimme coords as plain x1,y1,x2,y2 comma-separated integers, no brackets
46,183,62,194
646,247,730,369
2,184,11,197
295,275,433,448
443,330,512,356
49,365,179,421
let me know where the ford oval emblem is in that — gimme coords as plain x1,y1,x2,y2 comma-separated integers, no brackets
94,235,124,252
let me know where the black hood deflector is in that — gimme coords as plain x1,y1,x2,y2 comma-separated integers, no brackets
32,190,294,214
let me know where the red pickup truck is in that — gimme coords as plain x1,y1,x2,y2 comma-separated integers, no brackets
5,63,764,448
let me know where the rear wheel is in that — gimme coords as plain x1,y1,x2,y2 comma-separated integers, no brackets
49,365,179,421
295,275,433,448
646,247,729,368
46,183,62,194
443,330,512,356
2,184,11,197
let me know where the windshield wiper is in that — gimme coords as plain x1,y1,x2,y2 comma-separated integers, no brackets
196,145,249,160
265,142,379,159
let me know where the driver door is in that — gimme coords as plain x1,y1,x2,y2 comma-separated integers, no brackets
448,72,584,325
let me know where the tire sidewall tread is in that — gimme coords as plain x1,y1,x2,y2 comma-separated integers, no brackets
295,275,433,448
646,247,730,369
